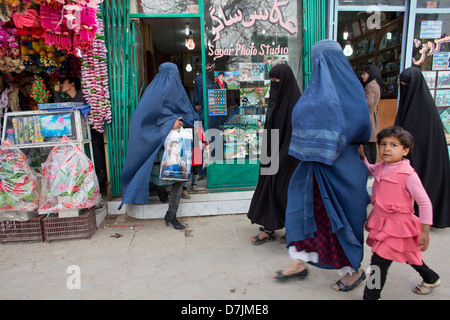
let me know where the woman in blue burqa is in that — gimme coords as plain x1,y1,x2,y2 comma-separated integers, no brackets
119,62,199,229
273,40,371,292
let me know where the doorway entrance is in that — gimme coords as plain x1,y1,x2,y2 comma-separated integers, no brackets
136,17,207,193
139,18,201,95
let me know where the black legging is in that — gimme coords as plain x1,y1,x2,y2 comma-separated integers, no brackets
363,252,440,300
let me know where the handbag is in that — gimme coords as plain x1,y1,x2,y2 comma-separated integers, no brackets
159,127,193,181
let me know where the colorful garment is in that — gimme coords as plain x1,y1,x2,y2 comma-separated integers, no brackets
365,159,432,265
285,40,371,272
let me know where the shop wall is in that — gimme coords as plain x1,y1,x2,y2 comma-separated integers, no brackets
331,0,450,156
202,0,302,189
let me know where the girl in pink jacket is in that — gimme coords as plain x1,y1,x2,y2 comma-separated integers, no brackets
359,126,440,300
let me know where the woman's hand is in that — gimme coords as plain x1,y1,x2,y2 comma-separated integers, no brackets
172,117,183,130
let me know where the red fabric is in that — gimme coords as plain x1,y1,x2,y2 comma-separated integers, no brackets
290,178,352,269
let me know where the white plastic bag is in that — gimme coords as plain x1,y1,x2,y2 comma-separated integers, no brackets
159,128,193,181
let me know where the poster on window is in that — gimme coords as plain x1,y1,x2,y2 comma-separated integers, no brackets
208,89,227,116
436,90,450,107
420,21,443,39
214,71,240,89
224,140,247,160
239,88,265,106
423,71,437,89
432,52,450,71
437,71,450,88
440,107,450,133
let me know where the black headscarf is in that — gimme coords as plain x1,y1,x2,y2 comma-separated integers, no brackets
363,64,383,90
247,64,301,230
395,67,450,228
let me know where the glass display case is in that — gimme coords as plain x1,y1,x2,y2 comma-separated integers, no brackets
1,109,93,170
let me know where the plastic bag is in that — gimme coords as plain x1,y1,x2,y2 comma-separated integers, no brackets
160,128,193,181
38,136,100,214
0,139,40,212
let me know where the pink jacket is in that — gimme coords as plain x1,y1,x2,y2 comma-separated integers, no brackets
371,160,415,214
366,159,433,225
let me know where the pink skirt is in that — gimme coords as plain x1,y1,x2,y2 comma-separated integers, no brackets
366,207,423,265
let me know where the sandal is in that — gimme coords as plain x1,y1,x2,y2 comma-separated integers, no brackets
413,279,440,295
334,271,366,292
251,227,275,245
278,234,286,244
181,192,191,199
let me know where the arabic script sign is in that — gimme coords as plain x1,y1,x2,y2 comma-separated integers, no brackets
209,0,297,42
413,35,450,66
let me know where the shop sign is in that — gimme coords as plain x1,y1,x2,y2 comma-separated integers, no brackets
208,43,289,61
207,0,296,60
413,35,450,66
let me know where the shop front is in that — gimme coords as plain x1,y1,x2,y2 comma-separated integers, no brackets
0,0,111,240
103,0,328,196
330,0,450,152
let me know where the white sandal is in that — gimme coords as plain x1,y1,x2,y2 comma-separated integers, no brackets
413,279,440,295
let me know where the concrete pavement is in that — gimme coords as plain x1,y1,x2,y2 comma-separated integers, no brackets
0,210,449,301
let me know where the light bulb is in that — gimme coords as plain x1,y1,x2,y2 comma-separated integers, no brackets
343,26,349,40
343,41,353,57
186,31,195,50
186,63,192,72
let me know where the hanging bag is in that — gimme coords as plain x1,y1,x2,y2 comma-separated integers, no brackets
159,127,193,181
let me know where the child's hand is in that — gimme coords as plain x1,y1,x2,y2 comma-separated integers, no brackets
357,145,365,160
419,231,430,252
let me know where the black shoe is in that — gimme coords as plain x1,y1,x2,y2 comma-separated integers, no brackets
164,215,186,230
273,268,308,281
157,190,169,203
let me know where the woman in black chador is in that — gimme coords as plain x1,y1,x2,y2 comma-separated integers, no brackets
247,64,301,244
395,67,450,228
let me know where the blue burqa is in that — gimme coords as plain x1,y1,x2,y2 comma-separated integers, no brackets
286,40,371,271
119,63,199,209
191,73,213,121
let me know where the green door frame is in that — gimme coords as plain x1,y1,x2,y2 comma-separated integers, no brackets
302,0,327,89
102,1,206,196
102,0,135,197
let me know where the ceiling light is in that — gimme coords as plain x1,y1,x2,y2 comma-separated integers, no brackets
186,62,192,72
343,41,353,57
185,23,190,36
186,31,195,50
343,26,349,40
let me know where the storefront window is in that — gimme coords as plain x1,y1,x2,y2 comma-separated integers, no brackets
338,0,405,6
132,0,199,14
412,13,450,138
203,0,301,188
417,0,450,8
338,11,404,98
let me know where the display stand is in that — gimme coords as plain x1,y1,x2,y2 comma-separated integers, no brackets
1,109,94,168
